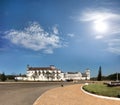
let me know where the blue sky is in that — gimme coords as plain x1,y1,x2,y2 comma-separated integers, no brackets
0,0,120,77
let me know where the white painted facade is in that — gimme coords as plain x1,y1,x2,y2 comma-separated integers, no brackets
64,69,90,80
15,65,90,81
15,76,27,81
26,65,62,81
64,72,82,80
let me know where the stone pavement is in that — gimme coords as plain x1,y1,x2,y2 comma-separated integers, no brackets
33,84,120,105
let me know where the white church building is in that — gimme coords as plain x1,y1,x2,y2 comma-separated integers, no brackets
15,65,90,81
26,65,63,81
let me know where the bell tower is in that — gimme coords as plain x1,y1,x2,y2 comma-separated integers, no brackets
85,69,90,80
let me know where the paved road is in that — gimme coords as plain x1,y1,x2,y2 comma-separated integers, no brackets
34,84,120,105
0,82,72,105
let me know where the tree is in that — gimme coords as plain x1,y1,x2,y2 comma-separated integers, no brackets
0,72,7,81
6,75,16,80
51,71,55,80
38,71,41,75
45,71,51,80
97,66,102,81
56,71,60,79
32,71,38,81
107,73,120,81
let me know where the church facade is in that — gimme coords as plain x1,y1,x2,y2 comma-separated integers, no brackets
26,65,63,81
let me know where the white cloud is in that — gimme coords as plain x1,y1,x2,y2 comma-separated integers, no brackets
78,8,120,22
78,8,120,55
44,48,53,54
53,25,59,35
67,33,75,38
4,22,63,54
95,35,104,39
79,9,120,36
107,47,120,55
106,39,120,55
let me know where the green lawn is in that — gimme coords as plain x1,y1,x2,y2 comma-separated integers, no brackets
83,83,120,98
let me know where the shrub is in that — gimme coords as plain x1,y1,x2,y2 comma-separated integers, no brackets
118,94,120,98
0,73,7,81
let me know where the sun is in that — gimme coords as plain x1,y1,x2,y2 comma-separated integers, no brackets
94,21,108,33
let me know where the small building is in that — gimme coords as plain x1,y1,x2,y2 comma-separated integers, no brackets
64,72,82,80
64,69,90,81
26,65,62,81
15,76,27,81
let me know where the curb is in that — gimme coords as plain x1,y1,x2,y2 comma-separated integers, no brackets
81,85,120,101
33,86,63,105
33,92,44,105
33,88,53,105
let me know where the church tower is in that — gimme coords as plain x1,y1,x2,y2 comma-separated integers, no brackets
85,69,90,80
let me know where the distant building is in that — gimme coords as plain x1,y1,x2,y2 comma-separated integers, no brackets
15,76,27,81
15,65,90,81
26,65,62,81
64,69,90,81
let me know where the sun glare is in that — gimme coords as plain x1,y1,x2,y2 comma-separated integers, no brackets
94,21,108,33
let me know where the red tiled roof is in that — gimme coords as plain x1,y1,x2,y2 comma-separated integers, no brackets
27,67,57,71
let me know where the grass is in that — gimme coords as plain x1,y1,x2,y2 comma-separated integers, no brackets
83,83,120,98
